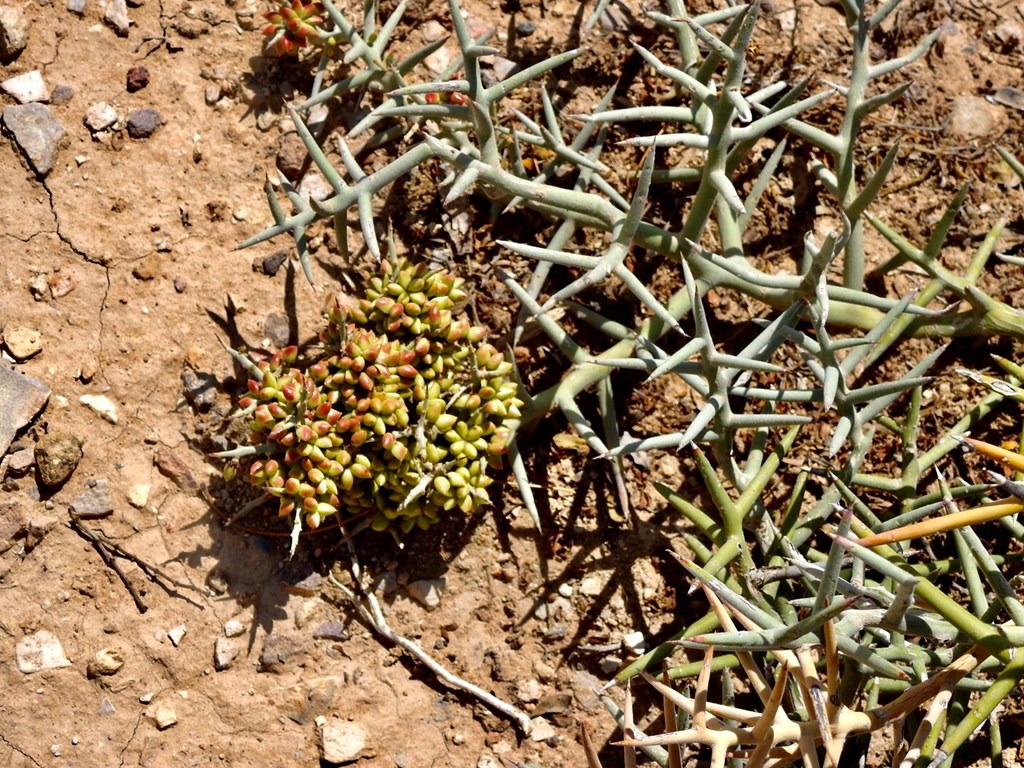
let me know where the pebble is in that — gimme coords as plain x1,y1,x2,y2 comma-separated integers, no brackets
234,0,260,30
126,108,161,139
515,678,542,704
66,0,85,15
312,621,347,641
50,84,73,104
87,648,124,678
0,6,30,61
6,447,34,476
263,314,291,349
294,599,317,629
3,325,42,360
127,483,150,508
949,96,998,140
15,630,72,674
131,253,162,280
489,56,518,82
181,367,217,411
126,65,149,92
84,102,118,133
279,559,322,597
420,19,445,41
70,478,113,519
147,702,177,730
213,637,239,670
259,633,306,673
318,717,370,763
49,272,73,298
622,630,645,652
29,273,48,300
298,172,332,202
104,0,129,36
80,393,119,424
2,70,48,104
253,250,288,276
514,20,535,36
167,625,187,647
34,432,83,486
4,103,64,175
98,699,116,716
528,717,556,743
275,132,307,181
223,619,245,638
0,364,50,457
579,575,604,597
173,275,187,293
407,578,445,609
206,569,229,595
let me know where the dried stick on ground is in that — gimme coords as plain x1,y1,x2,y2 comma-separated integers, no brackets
327,529,534,735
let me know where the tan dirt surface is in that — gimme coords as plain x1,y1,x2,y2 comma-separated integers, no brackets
2,0,1024,766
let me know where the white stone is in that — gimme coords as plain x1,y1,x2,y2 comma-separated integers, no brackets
407,578,445,609
104,0,129,36
2,70,48,104
147,703,177,730
167,624,187,647
84,102,118,133
127,484,150,508
297,172,332,202
622,630,645,652
514,678,542,704
318,718,369,763
213,637,239,671
528,717,556,742
579,574,604,597
80,394,119,424
223,619,245,638
16,631,72,674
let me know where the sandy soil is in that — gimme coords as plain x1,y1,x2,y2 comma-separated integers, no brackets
2,0,1024,766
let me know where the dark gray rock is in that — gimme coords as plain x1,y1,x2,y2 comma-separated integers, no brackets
0,364,50,457
34,432,83,486
312,621,348,642
514,20,535,36
3,103,65,175
278,559,322,597
50,84,74,104
253,250,288,277
263,314,291,349
258,633,306,673
126,108,161,139
181,368,217,411
70,478,113,519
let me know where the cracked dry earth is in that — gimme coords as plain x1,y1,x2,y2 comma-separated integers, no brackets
4,0,1024,767
0,2,686,767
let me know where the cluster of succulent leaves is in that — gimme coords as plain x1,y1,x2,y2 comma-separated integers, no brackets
236,0,1024,763
261,0,329,56
224,258,520,539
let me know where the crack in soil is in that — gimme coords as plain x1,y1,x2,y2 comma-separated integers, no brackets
0,732,43,768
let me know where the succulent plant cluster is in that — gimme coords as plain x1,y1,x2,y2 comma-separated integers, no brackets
226,258,521,535
262,0,329,56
